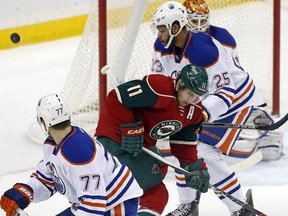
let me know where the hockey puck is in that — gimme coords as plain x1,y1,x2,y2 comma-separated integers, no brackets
10,33,20,43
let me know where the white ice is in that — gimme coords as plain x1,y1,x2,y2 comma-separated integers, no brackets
0,9,288,216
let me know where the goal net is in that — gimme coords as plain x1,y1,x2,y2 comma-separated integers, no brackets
25,0,280,168
59,0,278,137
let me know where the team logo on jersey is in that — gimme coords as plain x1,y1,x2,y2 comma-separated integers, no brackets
168,3,175,9
46,162,66,195
150,120,182,139
151,164,160,174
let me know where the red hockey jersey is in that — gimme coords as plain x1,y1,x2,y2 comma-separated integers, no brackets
95,74,204,163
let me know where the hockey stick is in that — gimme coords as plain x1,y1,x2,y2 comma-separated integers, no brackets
15,208,29,216
229,151,263,173
203,113,288,130
142,147,267,216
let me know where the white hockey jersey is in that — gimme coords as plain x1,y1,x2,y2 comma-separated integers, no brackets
207,25,239,63
207,24,265,107
151,31,262,122
26,126,143,215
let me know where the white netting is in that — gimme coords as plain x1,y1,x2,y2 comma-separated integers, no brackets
60,0,275,136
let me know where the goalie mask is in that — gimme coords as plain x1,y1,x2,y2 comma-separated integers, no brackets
152,1,188,48
178,63,208,96
183,0,210,32
36,93,70,136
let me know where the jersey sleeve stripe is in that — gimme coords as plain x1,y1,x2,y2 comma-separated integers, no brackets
220,88,255,117
77,206,105,215
233,80,254,103
216,91,234,102
107,174,135,207
234,74,250,94
78,195,107,215
31,173,55,194
81,200,107,208
212,93,231,108
107,168,131,199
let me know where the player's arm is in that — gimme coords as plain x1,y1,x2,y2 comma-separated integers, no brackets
105,77,158,127
0,158,55,215
151,39,165,74
202,61,236,122
170,121,210,193
106,77,159,156
170,123,201,164
169,104,204,163
115,78,159,108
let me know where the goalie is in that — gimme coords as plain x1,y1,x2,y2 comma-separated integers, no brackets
182,0,284,162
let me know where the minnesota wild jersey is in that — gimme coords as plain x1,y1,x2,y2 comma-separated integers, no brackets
95,74,204,163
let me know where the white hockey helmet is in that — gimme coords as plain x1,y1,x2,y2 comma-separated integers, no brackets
183,0,210,32
152,1,188,48
36,93,70,135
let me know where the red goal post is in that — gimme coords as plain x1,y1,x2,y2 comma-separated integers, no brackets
60,0,280,136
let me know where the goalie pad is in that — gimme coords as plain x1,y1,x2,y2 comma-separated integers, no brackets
228,107,283,161
257,129,284,160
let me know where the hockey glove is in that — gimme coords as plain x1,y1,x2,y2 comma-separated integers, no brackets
120,121,144,157
0,183,33,216
181,159,210,193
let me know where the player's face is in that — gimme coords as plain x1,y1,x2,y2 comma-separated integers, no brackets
190,19,207,30
156,25,170,46
177,87,200,106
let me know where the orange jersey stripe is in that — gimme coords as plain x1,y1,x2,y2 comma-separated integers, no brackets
217,91,234,101
221,178,238,191
32,173,54,187
81,200,106,208
113,203,122,216
233,80,254,104
175,175,185,181
107,169,131,199
218,107,250,153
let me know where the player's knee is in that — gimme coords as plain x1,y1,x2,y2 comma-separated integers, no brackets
139,182,168,214
198,141,222,164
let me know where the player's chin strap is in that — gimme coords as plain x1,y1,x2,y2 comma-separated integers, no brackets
142,147,268,216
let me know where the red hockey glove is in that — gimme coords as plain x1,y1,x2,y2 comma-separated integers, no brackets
120,121,144,157
0,183,33,216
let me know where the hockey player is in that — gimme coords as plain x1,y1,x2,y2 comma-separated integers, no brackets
95,64,210,215
151,1,262,215
183,0,240,63
0,93,143,216
182,0,283,161
183,0,268,108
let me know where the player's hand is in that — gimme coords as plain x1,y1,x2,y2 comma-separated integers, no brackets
0,183,33,216
120,121,144,157
181,159,210,193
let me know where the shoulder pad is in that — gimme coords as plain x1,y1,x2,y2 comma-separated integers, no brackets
61,127,96,164
209,25,236,48
185,32,219,67
154,38,173,55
